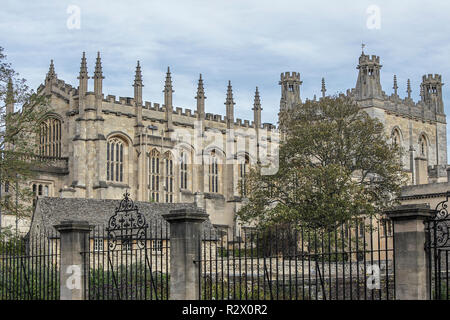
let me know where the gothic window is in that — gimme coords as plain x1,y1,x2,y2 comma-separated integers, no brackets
94,238,104,252
39,117,62,157
148,149,160,202
391,129,401,147
31,182,51,197
180,151,188,190
419,135,428,158
288,85,294,92
107,137,125,182
152,240,162,253
209,150,219,193
164,152,174,203
238,155,250,197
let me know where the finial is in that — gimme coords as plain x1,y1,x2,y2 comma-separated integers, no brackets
225,81,235,105
196,73,205,98
164,66,173,92
321,77,326,98
94,52,104,79
49,60,56,76
393,75,398,96
253,86,261,110
361,42,366,54
45,59,57,83
78,51,89,79
407,79,412,99
134,60,143,86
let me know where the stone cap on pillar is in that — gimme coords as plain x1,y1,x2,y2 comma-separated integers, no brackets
385,204,436,221
163,208,209,224
54,220,92,233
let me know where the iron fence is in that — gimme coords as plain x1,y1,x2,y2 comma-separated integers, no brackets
0,230,60,300
198,218,395,300
426,192,450,300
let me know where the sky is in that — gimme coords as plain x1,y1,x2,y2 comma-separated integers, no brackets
2,0,450,155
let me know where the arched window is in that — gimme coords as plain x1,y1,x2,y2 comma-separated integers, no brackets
391,129,401,147
164,152,174,203
107,137,125,182
32,182,51,197
180,151,188,190
148,149,160,202
238,155,250,197
40,117,62,157
419,135,428,158
209,150,219,193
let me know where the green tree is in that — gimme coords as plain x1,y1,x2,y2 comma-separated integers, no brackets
237,95,406,230
0,46,49,229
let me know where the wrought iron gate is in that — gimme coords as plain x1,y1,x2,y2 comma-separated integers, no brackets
82,192,170,300
426,192,450,300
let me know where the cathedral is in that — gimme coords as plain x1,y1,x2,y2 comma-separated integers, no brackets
6,49,448,234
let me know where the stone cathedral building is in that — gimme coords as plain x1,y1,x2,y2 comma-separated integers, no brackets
4,49,448,234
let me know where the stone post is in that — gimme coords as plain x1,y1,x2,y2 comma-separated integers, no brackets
385,204,435,300
414,157,428,185
54,220,91,300
162,208,209,300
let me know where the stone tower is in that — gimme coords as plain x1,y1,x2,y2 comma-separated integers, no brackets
355,52,384,99
279,72,302,112
421,74,444,114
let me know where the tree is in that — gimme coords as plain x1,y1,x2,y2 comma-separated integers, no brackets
237,95,406,230
0,46,49,230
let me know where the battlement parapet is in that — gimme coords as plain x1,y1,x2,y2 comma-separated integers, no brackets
280,71,301,83
183,108,194,117
119,97,134,106
106,95,116,103
359,54,380,65
422,74,442,83
262,123,275,130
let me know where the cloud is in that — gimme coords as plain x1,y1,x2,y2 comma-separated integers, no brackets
2,0,450,157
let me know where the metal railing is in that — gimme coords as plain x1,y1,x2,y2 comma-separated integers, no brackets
0,230,60,300
198,219,395,300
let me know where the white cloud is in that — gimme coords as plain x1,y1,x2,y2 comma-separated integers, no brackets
2,0,450,157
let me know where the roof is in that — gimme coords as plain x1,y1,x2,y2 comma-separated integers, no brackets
30,197,217,239
400,182,450,201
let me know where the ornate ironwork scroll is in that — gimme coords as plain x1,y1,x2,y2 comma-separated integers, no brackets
106,191,148,250
428,191,450,248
